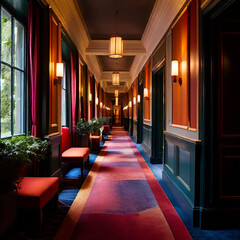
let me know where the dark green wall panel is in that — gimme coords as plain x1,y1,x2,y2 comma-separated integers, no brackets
141,124,152,157
179,148,191,188
163,131,201,227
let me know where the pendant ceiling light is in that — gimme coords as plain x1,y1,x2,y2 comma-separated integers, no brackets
109,11,123,58
115,90,119,97
112,72,120,85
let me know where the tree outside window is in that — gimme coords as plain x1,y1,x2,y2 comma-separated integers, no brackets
0,7,25,138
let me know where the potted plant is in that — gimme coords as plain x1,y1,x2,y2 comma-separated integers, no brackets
89,118,102,136
75,119,92,147
0,136,51,235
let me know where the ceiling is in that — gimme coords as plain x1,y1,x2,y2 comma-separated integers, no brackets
76,0,156,92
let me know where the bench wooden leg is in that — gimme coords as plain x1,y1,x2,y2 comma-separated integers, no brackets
81,161,84,178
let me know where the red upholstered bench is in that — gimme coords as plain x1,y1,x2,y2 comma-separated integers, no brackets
104,125,111,131
90,135,101,150
17,177,59,230
62,127,90,178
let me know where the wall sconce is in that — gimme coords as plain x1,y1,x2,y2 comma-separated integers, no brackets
144,88,149,99
137,95,141,103
56,62,63,77
115,97,118,106
100,102,103,108
129,101,132,108
103,104,105,109
96,97,99,105
171,60,182,85
89,93,92,102
133,97,136,105
54,62,63,84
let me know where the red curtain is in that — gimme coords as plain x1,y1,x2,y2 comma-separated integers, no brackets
71,52,77,144
28,0,39,137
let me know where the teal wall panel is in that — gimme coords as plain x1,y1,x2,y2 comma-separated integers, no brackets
163,131,201,227
133,120,138,142
178,148,191,188
166,142,175,173
141,124,152,157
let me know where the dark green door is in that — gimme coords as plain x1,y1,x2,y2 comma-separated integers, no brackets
151,67,164,164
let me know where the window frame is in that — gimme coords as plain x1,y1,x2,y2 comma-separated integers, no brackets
0,4,27,138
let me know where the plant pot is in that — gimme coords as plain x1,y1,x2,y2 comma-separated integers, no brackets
79,134,89,147
0,191,17,236
93,130,101,136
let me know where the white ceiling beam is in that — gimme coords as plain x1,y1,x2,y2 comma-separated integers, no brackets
86,40,146,56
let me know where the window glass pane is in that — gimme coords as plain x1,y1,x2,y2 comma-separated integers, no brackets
62,89,66,126
1,64,11,137
14,20,24,69
1,8,12,64
13,70,23,135
62,63,66,89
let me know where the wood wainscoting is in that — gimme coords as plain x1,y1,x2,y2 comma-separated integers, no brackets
163,131,201,227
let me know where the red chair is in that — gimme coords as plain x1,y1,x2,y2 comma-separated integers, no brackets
61,127,90,178
17,177,59,231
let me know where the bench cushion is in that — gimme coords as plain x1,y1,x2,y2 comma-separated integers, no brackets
62,147,90,163
104,125,110,131
62,127,72,153
17,177,59,209
90,136,101,143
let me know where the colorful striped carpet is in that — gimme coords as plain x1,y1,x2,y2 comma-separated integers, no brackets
56,127,192,240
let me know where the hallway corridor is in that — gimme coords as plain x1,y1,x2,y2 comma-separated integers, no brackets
56,127,192,240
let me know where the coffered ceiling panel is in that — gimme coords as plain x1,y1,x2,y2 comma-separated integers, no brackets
77,0,156,40
98,56,134,71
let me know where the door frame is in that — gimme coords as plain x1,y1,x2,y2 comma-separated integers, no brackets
150,65,165,164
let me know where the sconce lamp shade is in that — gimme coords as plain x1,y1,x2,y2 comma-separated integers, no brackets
144,88,148,98
112,72,120,85
133,97,136,105
109,34,123,58
129,101,132,108
100,102,103,108
171,60,178,76
56,63,63,77
96,97,99,105
115,90,119,97
89,93,92,102
115,97,118,105
137,95,141,103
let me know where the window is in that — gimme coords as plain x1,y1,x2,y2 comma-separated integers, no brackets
62,62,67,126
0,7,25,138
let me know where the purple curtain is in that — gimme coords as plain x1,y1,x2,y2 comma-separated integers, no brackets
28,0,39,137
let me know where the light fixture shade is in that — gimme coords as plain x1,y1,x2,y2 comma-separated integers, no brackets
138,95,141,103
115,97,118,105
115,90,119,97
144,88,148,98
56,63,63,77
96,97,99,105
112,72,120,85
109,34,123,58
133,97,136,105
89,93,92,102
129,101,132,108
171,60,178,76
100,102,103,108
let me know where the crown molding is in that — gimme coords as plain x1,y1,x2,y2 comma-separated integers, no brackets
86,40,146,56
43,0,102,80
130,0,187,86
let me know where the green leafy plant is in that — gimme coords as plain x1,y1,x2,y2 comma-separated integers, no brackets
75,119,92,135
0,136,51,193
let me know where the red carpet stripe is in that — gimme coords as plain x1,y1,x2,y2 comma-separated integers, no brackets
56,127,192,240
